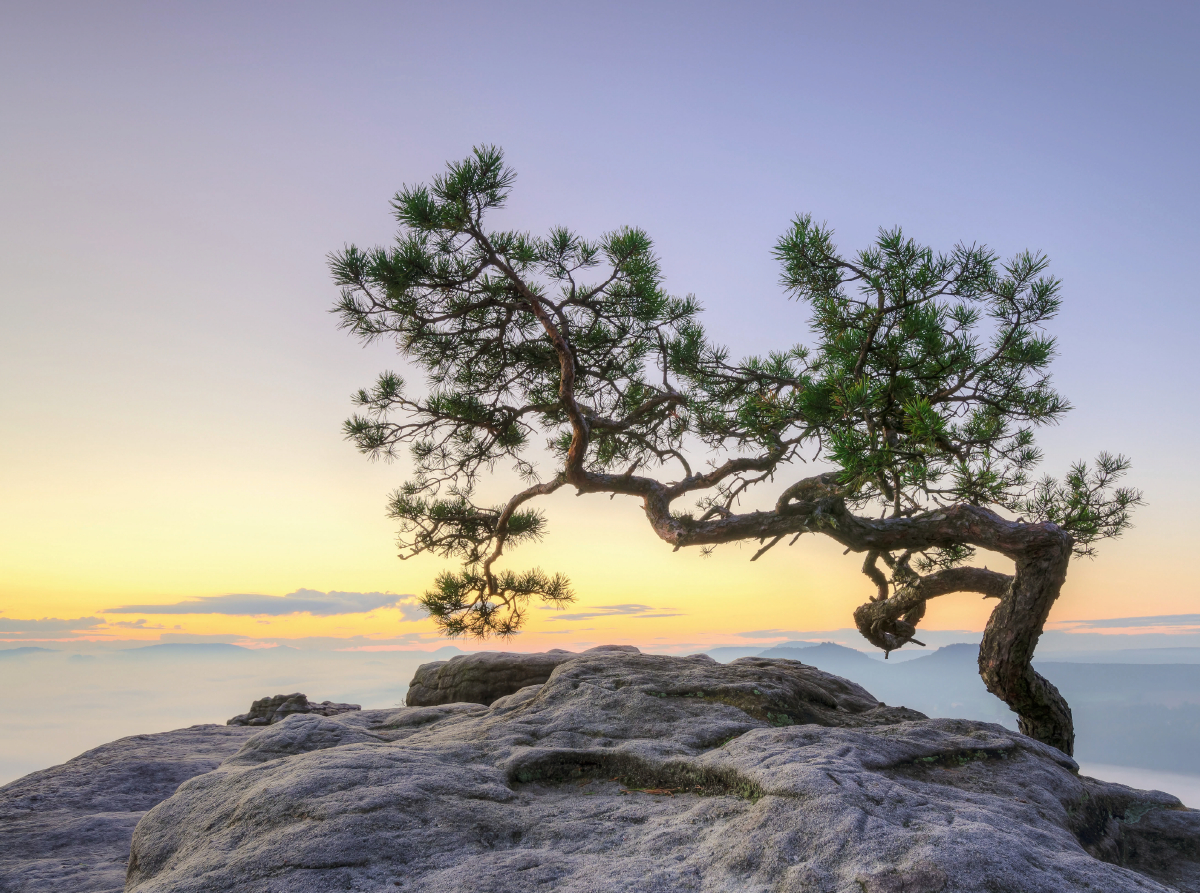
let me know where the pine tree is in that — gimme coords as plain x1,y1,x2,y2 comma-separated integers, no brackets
331,147,1141,754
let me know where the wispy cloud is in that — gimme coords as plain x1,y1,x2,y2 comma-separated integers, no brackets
104,589,422,618
108,619,168,630
396,600,428,621
544,604,682,622
1063,614,1200,630
149,631,450,651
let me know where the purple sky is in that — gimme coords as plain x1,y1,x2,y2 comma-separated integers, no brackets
2,1,1198,644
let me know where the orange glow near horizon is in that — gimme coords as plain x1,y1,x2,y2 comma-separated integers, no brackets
3,468,1181,652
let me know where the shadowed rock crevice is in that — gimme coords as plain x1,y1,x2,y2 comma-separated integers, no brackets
1069,785,1200,889
891,746,1014,772
506,749,767,800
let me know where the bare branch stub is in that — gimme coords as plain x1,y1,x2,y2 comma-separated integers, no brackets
333,147,1143,756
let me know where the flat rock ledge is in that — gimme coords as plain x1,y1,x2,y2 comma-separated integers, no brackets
227,692,361,726
117,651,1199,892
0,724,257,893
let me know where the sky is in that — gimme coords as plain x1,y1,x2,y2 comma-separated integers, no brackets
2,0,1199,656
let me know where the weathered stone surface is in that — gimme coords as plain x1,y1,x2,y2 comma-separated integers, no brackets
226,692,360,726
405,644,637,706
125,651,1200,892
0,724,255,893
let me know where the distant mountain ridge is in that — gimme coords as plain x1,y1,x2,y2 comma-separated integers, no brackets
121,643,254,656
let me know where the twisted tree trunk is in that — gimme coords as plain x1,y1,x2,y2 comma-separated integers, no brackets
849,528,1075,754
979,545,1074,754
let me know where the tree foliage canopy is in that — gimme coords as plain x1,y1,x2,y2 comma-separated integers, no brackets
332,147,1142,752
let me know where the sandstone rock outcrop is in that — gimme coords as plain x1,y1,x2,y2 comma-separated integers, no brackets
226,692,360,726
404,645,639,706
124,651,1200,892
0,725,255,893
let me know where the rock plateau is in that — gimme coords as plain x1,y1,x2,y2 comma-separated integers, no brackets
2,649,1197,892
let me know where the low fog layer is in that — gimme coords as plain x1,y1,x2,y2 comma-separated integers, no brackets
0,646,449,784
1,642,1197,807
